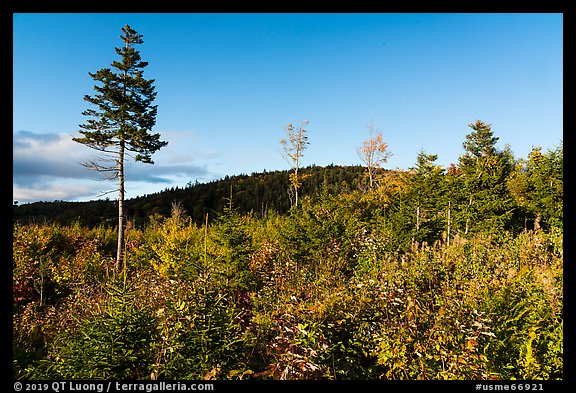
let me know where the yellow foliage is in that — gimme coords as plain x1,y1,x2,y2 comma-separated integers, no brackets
148,218,202,278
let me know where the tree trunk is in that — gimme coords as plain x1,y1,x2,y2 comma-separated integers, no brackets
294,183,299,207
464,196,473,235
117,54,128,271
368,167,373,189
447,201,451,247
534,214,541,231
294,166,299,208
116,140,125,270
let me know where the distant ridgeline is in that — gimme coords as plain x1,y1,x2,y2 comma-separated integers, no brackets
13,165,370,228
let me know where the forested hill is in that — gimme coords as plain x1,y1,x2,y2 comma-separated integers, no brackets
13,165,372,227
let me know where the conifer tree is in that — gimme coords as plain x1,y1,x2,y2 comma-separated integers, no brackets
73,25,168,269
409,149,445,243
508,143,563,230
457,120,514,235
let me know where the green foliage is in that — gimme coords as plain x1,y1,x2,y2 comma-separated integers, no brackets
481,231,563,379
73,24,167,164
22,279,157,379
455,121,517,236
144,273,254,380
13,223,115,310
213,207,257,293
508,143,563,230
135,213,204,280
13,165,368,227
408,150,447,244
277,192,366,280
13,216,563,381
13,129,563,380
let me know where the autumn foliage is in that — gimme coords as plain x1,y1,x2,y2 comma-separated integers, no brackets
13,126,562,381
357,125,392,189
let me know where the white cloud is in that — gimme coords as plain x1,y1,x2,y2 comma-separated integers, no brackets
13,130,214,203
13,130,93,184
13,182,102,204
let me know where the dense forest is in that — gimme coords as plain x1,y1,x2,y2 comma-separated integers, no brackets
13,122,563,380
13,164,369,228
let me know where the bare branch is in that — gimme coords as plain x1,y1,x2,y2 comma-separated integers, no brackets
80,159,119,181
95,188,120,198
280,120,310,207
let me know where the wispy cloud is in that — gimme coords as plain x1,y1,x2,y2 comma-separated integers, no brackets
13,130,60,148
13,130,215,203
13,130,92,186
124,162,210,184
13,182,103,203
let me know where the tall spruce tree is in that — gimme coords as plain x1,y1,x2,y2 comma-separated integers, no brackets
408,150,445,243
457,120,515,235
73,25,168,269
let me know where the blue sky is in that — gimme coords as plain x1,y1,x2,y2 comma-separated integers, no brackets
13,13,563,204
